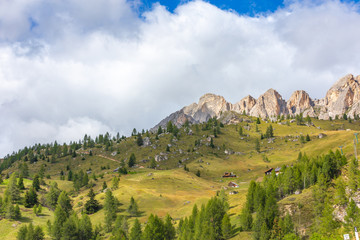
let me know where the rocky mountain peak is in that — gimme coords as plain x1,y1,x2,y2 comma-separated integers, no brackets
153,73,360,129
287,90,314,116
324,74,360,118
232,95,256,114
249,89,288,119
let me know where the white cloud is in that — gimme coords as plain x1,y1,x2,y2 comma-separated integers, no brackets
1,0,360,156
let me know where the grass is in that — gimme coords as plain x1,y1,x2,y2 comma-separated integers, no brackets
1,116,360,239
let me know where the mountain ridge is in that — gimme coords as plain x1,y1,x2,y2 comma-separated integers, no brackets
153,73,360,130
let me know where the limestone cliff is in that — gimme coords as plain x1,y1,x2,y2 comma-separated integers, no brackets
232,95,256,115
249,89,288,119
287,90,315,117
153,73,360,129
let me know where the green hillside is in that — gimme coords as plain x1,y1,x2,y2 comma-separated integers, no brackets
1,114,360,239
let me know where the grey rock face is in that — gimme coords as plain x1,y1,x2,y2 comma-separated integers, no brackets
232,95,256,114
287,90,315,117
249,89,288,119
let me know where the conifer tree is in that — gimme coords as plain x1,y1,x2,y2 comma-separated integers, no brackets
6,172,20,202
57,191,72,217
32,174,40,191
349,158,359,192
255,139,260,153
128,196,139,217
18,175,25,190
128,153,136,168
130,218,142,240
46,182,61,210
164,214,176,240
143,214,165,240
79,214,93,240
14,204,21,219
112,176,120,190
221,213,232,239
239,204,253,231
104,190,118,232
24,187,38,208
17,223,44,240
210,138,215,148
157,126,163,135
85,188,100,214
239,126,243,136
149,157,157,169
345,199,359,226
334,178,347,205
137,133,143,146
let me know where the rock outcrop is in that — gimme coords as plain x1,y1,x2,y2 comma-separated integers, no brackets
325,74,360,118
182,93,232,122
152,73,360,129
232,95,256,114
249,89,288,119
287,90,315,117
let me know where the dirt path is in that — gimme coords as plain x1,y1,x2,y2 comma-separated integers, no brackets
98,154,121,163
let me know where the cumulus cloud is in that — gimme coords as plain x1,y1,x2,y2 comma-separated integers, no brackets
1,0,360,156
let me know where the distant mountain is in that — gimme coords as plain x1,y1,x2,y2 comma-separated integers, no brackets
153,74,360,130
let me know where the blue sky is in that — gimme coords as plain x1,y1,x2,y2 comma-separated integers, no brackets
140,0,285,15
2,0,360,156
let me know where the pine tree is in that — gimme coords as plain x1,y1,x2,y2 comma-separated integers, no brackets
103,181,108,190
128,153,136,168
281,213,295,236
67,170,73,181
57,191,72,216
221,213,232,239
130,218,142,240
85,188,100,214
345,199,359,225
104,190,118,232
137,133,143,146
6,172,20,202
112,215,128,239
239,126,243,136
17,223,45,240
51,205,67,240
256,118,261,124
349,158,359,192
14,204,21,219
157,126,163,135
112,176,120,190
46,182,61,210
164,214,176,240
61,214,79,240
24,187,38,208
239,204,253,231
255,139,260,153
18,175,25,190
149,157,157,169
33,204,42,216
128,196,139,216
143,214,165,240
79,214,93,240
17,224,28,240
306,134,311,141
32,174,40,191
334,178,347,205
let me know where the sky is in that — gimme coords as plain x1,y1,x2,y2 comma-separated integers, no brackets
1,0,360,157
